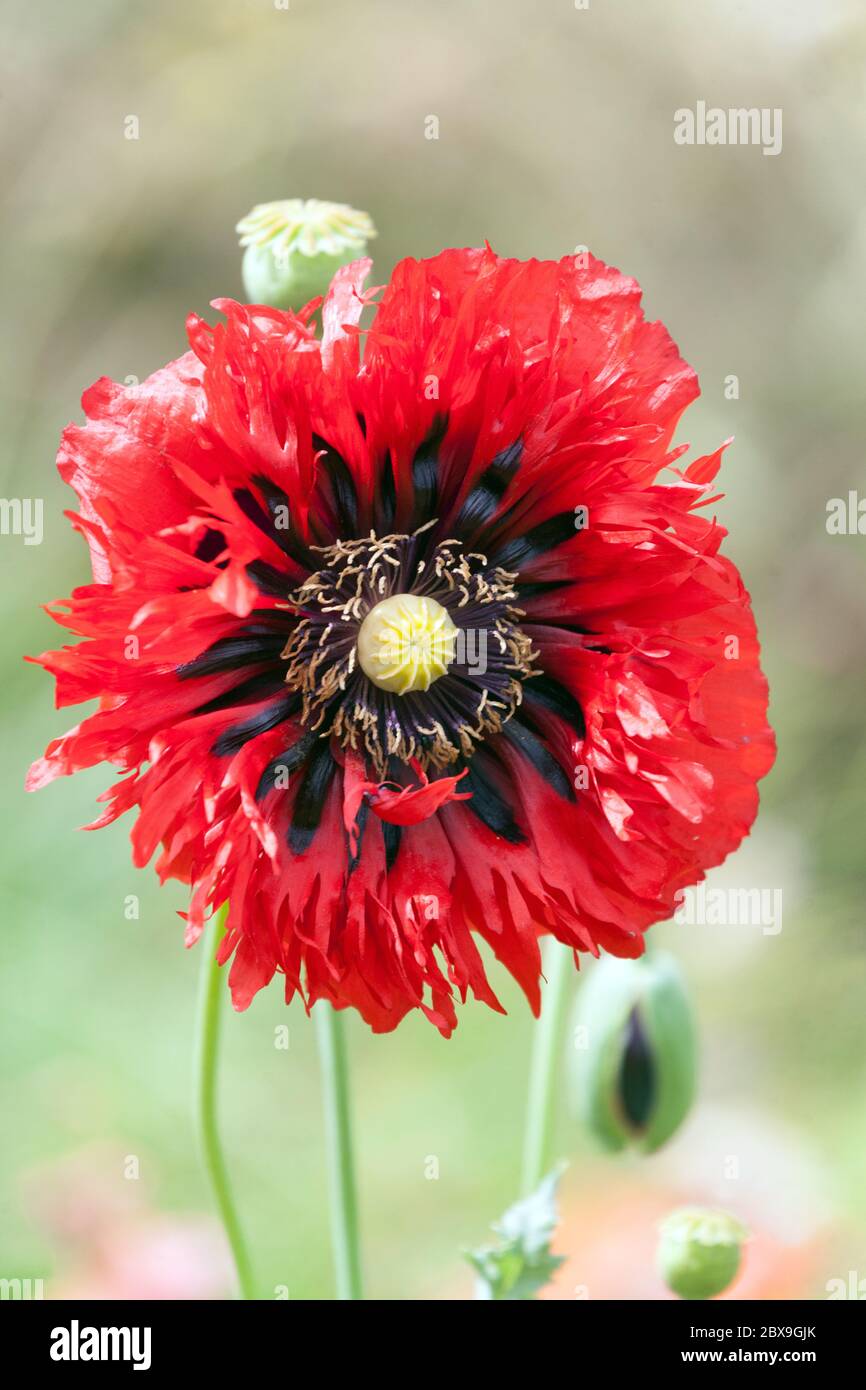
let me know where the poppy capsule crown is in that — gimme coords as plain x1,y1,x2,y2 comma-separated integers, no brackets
27,247,775,1035
356,591,458,695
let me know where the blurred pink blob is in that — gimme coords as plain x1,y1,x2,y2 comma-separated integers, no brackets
23,1144,233,1300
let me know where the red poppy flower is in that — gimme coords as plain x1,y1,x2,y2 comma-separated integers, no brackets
27,248,775,1035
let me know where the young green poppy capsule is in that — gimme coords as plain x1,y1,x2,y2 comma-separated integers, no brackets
657,1207,748,1300
569,951,697,1153
236,198,377,310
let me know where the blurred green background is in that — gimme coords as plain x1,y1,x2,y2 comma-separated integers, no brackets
1,0,865,1300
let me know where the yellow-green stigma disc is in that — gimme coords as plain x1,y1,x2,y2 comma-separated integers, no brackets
356,593,458,695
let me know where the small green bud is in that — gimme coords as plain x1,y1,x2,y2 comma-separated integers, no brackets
657,1207,748,1299
236,198,377,311
569,951,697,1153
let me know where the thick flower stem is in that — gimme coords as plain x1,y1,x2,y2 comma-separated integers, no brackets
520,938,573,1196
314,1002,364,1300
194,902,257,1300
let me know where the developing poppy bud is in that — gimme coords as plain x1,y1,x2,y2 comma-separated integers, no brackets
236,198,377,310
569,952,696,1152
657,1207,748,1300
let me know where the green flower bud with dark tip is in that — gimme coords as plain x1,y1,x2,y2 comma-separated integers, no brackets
569,951,697,1153
236,199,377,311
658,1207,748,1299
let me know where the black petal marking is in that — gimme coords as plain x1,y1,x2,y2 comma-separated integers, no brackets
193,671,287,716
246,560,291,596
313,435,359,536
211,692,301,757
177,631,287,679
287,741,337,852
491,511,577,571
246,478,319,571
382,820,402,871
515,579,571,601
523,673,586,740
234,487,273,534
255,731,318,801
454,440,522,532
374,452,397,532
195,527,227,562
347,800,370,873
462,759,526,844
410,417,447,528
501,718,575,801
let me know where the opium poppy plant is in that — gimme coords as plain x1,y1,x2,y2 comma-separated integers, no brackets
27,247,774,1037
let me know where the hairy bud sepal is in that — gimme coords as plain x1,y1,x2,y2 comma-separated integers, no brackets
569,951,697,1153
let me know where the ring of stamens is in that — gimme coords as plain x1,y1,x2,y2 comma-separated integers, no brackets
281,526,539,775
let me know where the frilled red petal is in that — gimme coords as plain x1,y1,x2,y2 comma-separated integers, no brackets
342,753,471,854
361,248,698,541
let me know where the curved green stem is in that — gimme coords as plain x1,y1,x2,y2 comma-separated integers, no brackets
520,938,573,1196
194,902,257,1299
314,1002,364,1300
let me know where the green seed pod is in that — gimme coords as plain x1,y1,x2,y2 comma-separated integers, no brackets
236,198,377,311
569,951,697,1153
657,1207,748,1299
